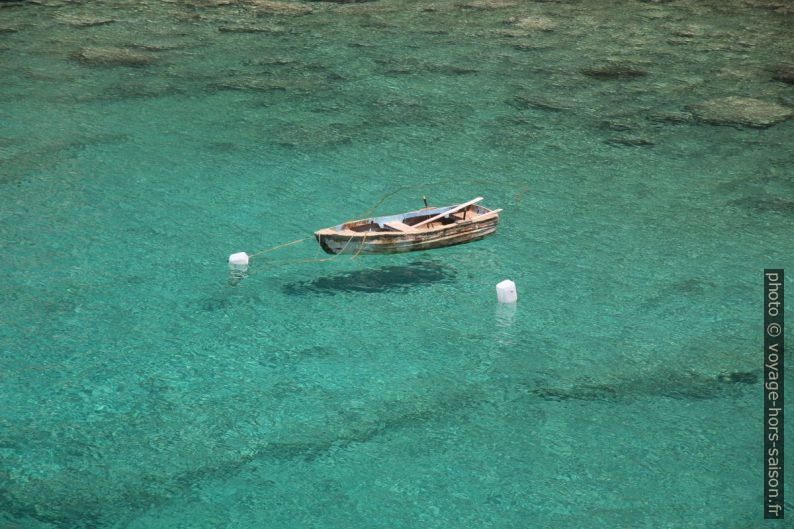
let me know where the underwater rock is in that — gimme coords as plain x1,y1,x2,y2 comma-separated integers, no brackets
599,119,634,131
744,0,794,13
605,135,655,147
187,0,235,6
270,122,355,149
377,58,419,75
172,10,205,22
242,57,298,67
205,79,287,92
376,57,477,76
427,63,478,75
56,15,115,27
127,42,187,52
484,116,543,150
357,17,397,29
668,277,717,295
486,128,541,150
249,0,314,15
534,369,759,402
672,28,697,38
26,0,69,5
218,24,284,33
690,96,793,128
71,46,156,67
581,64,648,80
103,80,183,100
505,15,556,31
510,41,553,51
2,133,130,183
495,28,524,38
771,66,794,85
647,110,693,124
506,94,573,112
717,371,758,384
457,0,517,9
730,195,794,214
366,96,431,125
206,72,329,94
204,141,238,152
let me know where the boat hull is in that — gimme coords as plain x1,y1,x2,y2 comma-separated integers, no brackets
315,216,499,255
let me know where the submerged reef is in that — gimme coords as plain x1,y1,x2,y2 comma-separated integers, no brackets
690,97,793,128
71,47,157,67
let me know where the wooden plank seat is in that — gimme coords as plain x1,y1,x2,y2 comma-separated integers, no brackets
384,221,416,232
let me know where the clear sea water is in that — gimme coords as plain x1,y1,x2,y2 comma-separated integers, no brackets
0,0,792,527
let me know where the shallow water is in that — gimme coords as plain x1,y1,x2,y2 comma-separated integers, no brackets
0,0,792,527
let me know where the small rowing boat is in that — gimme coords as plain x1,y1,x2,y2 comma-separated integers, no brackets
314,197,501,255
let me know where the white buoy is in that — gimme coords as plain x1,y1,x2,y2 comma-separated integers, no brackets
228,251,249,286
496,279,517,304
228,252,249,273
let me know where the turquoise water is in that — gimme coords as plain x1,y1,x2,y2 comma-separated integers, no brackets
1,0,792,527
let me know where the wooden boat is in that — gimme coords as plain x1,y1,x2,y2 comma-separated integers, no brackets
314,197,501,255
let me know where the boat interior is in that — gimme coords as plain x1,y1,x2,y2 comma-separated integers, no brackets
342,204,490,233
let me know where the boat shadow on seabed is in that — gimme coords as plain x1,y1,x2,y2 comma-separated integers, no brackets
282,260,456,295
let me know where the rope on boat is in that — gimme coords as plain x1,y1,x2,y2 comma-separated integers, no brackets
351,233,367,260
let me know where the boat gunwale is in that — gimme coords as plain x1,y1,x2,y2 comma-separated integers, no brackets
314,204,498,237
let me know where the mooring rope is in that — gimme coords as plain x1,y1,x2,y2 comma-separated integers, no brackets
247,236,313,259
241,232,361,278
